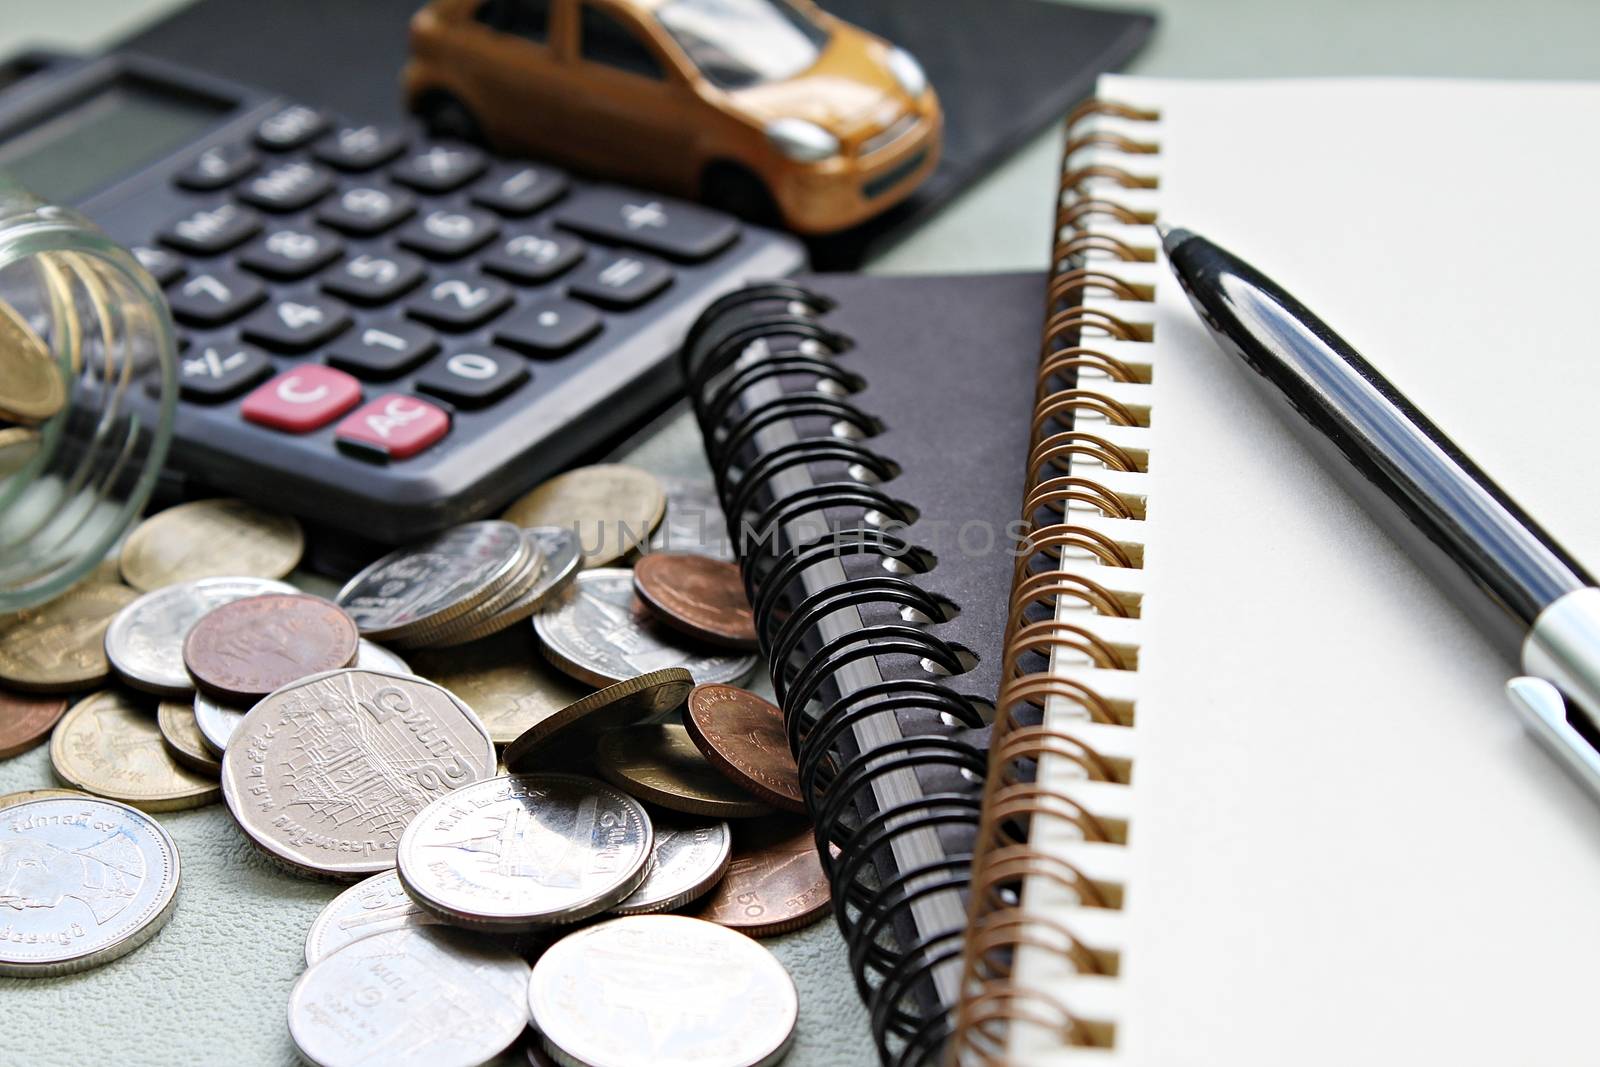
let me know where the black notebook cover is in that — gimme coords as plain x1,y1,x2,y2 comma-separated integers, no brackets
682,270,1043,1061
116,0,1152,269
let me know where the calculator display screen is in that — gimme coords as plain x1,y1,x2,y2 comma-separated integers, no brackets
0,78,225,202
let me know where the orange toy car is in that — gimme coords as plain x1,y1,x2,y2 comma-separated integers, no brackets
405,0,942,235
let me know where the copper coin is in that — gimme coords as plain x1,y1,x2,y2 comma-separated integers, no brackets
695,817,832,937
0,690,70,759
683,685,805,814
632,554,757,650
501,668,692,773
183,593,359,701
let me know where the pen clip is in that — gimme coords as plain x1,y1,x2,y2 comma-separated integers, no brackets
1506,676,1600,800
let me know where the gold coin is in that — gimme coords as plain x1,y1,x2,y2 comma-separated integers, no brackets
157,700,222,776
120,498,305,591
0,582,139,693
502,464,665,569
50,690,219,811
0,426,41,480
0,299,66,424
596,723,774,819
0,787,89,811
408,625,593,746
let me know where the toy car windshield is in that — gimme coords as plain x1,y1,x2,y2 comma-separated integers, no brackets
653,0,832,91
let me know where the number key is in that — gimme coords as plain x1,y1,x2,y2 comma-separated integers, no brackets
242,295,352,352
321,251,425,305
166,269,266,327
240,227,345,280
175,143,258,191
391,144,487,193
314,125,407,171
255,105,327,151
405,277,512,331
326,320,439,379
159,203,261,255
415,348,528,408
238,161,334,212
398,207,499,259
131,246,184,287
316,185,416,235
482,232,584,285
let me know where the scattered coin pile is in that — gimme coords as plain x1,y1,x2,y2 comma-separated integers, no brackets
0,466,829,1066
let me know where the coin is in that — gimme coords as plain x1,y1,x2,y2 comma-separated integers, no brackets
408,625,592,746
288,926,530,1067
502,464,666,569
389,532,545,649
183,593,359,701
303,869,446,966
0,299,66,424
0,796,181,977
425,526,582,647
50,690,219,811
650,476,734,560
534,570,757,688
0,582,139,693
399,773,651,931
696,818,831,937
104,576,298,697
0,690,70,758
220,669,496,880
529,915,798,1067
192,639,408,757
156,701,222,776
501,668,692,773
0,426,42,480
632,554,757,650
683,685,805,814
596,724,773,819
336,521,529,640
0,788,88,811
612,815,732,916
119,499,304,592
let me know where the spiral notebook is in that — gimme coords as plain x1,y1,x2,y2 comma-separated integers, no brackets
951,78,1600,1065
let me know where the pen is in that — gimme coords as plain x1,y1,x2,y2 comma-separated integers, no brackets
1160,223,1600,802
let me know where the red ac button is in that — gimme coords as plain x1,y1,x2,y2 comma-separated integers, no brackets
335,394,450,460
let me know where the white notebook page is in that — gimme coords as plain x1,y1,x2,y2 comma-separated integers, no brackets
1014,78,1600,1065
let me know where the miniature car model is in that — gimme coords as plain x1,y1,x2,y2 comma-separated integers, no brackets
405,0,942,234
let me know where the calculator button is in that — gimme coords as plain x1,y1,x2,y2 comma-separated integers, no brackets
166,269,266,327
405,277,512,331
241,366,362,432
178,342,273,402
314,125,408,171
568,253,673,310
242,295,352,353
320,251,425,306
495,297,602,357
238,161,335,212
391,144,487,193
159,203,262,255
175,143,259,191
328,321,439,379
398,208,500,260
555,190,739,262
415,349,529,408
471,165,569,216
240,226,345,280
316,185,416,235
132,246,184,287
254,105,328,151
335,394,450,460
482,232,584,285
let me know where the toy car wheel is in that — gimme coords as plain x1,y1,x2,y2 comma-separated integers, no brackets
414,88,484,144
702,162,782,228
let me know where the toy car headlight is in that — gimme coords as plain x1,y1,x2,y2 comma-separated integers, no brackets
766,119,841,163
887,47,927,99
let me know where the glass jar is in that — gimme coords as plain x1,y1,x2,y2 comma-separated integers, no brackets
0,174,177,611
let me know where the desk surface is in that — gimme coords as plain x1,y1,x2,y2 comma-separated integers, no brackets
5,2,1600,1065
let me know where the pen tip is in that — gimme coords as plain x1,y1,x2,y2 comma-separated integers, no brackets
1156,222,1195,253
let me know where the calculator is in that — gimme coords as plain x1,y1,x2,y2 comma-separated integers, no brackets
0,51,804,544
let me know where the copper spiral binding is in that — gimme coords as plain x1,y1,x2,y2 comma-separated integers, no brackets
950,98,1161,1064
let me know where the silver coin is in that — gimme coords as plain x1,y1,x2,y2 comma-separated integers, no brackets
534,570,757,688
336,521,530,639
289,925,530,1067
104,576,297,696
220,668,496,880
425,527,583,648
303,869,445,966
0,797,182,977
193,639,409,757
393,532,546,649
650,477,735,560
611,816,731,915
529,915,798,1067
398,773,651,931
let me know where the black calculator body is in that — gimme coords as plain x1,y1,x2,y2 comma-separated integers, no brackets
0,52,804,543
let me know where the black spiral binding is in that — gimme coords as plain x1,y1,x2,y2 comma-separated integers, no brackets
680,288,990,1065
